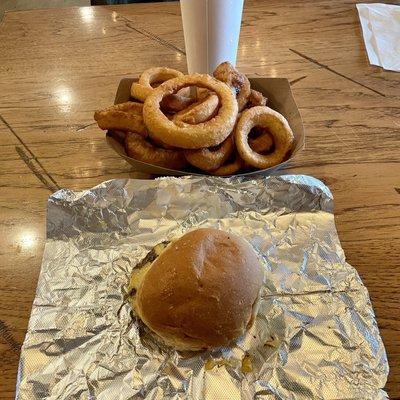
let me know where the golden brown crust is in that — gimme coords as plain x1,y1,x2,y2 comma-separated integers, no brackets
138,66,183,87
130,83,153,102
131,67,184,102
149,135,177,150
235,106,294,169
143,74,238,149
209,151,245,176
124,131,187,170
173,93,219,125
94,102,147,137
246,89,267,108
135,228,264,350
160,93,195,113
213,62,251,112
184,135,234,171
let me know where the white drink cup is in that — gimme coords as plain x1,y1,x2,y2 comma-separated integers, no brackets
180,0,244,74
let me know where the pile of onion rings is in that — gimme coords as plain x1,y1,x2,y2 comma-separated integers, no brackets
94,63,295,175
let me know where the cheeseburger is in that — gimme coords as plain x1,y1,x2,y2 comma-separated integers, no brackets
129,228,264,351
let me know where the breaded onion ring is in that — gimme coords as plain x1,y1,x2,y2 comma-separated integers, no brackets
196,87,214,100
132,67,193,112
131,83,153,102
131,67,184,102
249,128,273,153
184,135,234,171
210,151,245,176
94,102,147,137
111,129,127,143
173,93,219,125
150,135,176,150
143,74,238,149
124,132,187,170
246,89,267,108
213,62,251,112
160,93,195,113
132,83,192,105
139,67,183,87
235,106,294,169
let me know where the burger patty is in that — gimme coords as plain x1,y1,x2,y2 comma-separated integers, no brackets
128,241,169,296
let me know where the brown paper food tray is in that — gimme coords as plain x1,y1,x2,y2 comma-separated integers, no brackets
106,77,305,176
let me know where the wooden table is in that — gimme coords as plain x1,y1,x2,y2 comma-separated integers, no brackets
0,0,399,398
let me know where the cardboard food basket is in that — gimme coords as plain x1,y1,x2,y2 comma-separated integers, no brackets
106,77,305,176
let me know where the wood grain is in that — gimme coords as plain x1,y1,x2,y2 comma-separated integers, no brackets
0,1,399,398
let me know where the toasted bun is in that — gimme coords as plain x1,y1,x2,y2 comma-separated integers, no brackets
135,228,264,350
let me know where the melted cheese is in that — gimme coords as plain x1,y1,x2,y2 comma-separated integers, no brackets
204,359,234,370
129,242,167,292
241,354,253,373
264,335,280,348
204,355,252,373
129,262,152,291
154,242,166,256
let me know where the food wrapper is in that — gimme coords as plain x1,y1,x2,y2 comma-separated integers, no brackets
357,3,400,72
16,175,388,399
106,77,305,177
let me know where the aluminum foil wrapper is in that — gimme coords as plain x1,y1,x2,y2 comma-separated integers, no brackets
16,175,389,400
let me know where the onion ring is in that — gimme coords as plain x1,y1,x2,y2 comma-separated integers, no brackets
124,131,187,170
111,129,127,143
235,106,294,169
246,89,267,108
249,128,273,153
131,83,153,102
131,67,184,101
196,87,215,101
149,135,176,150
94,102,147,137
132,67,194,112
160,93,195,113
138,67,183,87
210,151,245,176
132,85,193,106
213,62,251,112
184,135,234,171
143,73,238,149
173,93,219,125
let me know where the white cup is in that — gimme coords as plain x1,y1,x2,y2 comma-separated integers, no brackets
180,0,244,74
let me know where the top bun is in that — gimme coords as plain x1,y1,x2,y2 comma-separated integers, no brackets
135,228,264,350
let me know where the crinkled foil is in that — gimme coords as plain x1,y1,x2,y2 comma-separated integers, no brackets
16,175,389,400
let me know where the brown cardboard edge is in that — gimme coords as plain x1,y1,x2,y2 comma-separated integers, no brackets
106,77,305,177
